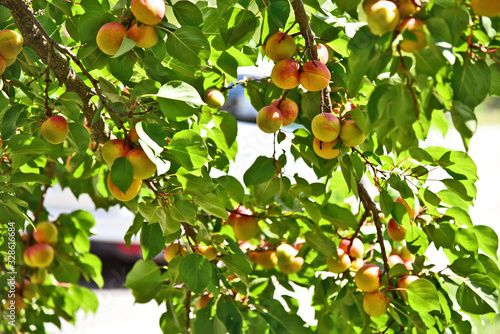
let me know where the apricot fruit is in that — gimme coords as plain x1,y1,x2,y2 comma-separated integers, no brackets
397,275,419,301
196,294,213,309
311,113,341,142
131,0,166,25
388,253,404,267
164,243,187,262
387,218,406,241
127,23,159,48
471,0,500,17
313,137,341,159
0,56,5,76
41,115,69,145
398,0,420,18
265,31,296,62
317,43,329,64
326,248,351,273
228,207,253,226
299,60,331,92
339,119,366,147
257,105,283,133
127,148,157,179
254,250,278,269
276,243,298,266
33,222,58,245
366,0,400,36
24,243,55,268
278,256,304,274
398,18,427,53
363,290,389,316
204,89,225,109
271,98,298,126
0,29,24,60
96,22,127,56
232,211,260,241
354,264,381,292
271,59,300,90
197,244,217,261
339,237,364,259
102,139,131,166
107,174,142,202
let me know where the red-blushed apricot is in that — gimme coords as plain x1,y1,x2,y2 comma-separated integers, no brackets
351,258,364,270
96,22,127,56
354,264,381,292
131,0,166,25
126,148,157,179
228,207,253,227
367,0,400,36
339,119,366,147
388,254,405,267
311,113,341,142
257,105,283,133
387,218,406,241
107,174,142,202
271,98,299,126
399,245,415,262
327,248,351,273
102,139,131,166
299,60,331,92
264,31,296,62
397,275,419,301
41,115,69,145
204,89,225,109
313,137,341,160
398,18,427,53
471,0,500,17
395,195,419,220
23,243,55,268
363,0,380,15
127,23,159,48
339,237,365,258
271,59,300,90
317,43,329,64
232,210,260,241
363,290,389,316
33,222,58,245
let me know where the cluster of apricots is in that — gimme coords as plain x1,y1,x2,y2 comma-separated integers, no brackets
163,242,217,263
103,128,157,201
23,222,58,269
323,194,422,317
363,0,428,53
0,29,23,76
96,0,164,56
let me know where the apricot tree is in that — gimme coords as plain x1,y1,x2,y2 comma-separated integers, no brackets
1,0,499,333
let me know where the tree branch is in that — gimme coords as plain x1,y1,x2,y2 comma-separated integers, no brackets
2,0,109,143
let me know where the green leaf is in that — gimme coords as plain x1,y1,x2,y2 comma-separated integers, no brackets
322,203,358,230
213,112,238,149
457,273,498,314
53,257,80,284
194,193,229,219
170,200,197,224
166,26,210,65
140,221,166,261
219,8,258,47
155,80,205,106
220,253,252,284
473,225,499,260
9,134,55,155
168,130,209,170
216,176,245,204
450,101,476,150
110,157,134,194
1,104,24,140
10,172,50,184
243,156,277,187
268,1,290,29
304,231,337,257
111,37,136,58
458,228,479,254
407,279,441,313
173,1,203,27
451,59,490,109
124,260,163,303
67,123,90,156
179,253,213,294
